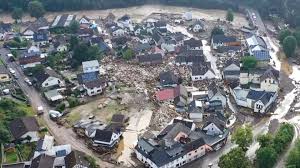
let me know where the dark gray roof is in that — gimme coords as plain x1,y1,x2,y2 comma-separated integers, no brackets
246,90,275,105
212,34,237,44
252,50,270,61
187,100,202,114
93,129,113,142
260,67,279,81
203,115,226,132
159,71,179,86
77,72,99,84
176,50,205,64
51,14,76,28
224,59,240,68
133,43,152,53
184,38,203,48
154,20,167,28
216,46,241,53
30,154,55,168
137,138,154,153
9,117,39,140
191,62,213,76
208,82,226,98
223,71,240,76
137,53,163,64
64,150,90,168
2,163,25,168
33,31,48,42
111,114,126,123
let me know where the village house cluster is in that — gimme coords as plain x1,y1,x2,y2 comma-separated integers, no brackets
0,8,280,168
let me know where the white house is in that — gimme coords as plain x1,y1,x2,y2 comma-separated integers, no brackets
187,100,203,122
8,117,40,142
232,88,277,113
222,59,240,80
82,60,100,73
191,63,215,81
117,15,132,28
79,16,91,25
182,12,192,21
83,80,106,96
93,129,122,147
161,39,176,53
19,55,42,69
28,45,40,53
202,116,226,136
35,67,63,89
112,28,125,37
22,28,35,39
56,44,68,52
208,82,227,108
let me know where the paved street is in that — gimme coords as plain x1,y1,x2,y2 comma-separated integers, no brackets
0,48,114,168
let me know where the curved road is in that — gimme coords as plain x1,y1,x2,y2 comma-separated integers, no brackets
0,48,115,168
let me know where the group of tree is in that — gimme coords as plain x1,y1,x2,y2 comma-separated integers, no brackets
219,125,253,168
226,9,234,22
278,29,300,58
0,98,31,143
255,123,294,168
10,0,45,21
242,56,257,70
286,139,300,167
211,27,225,37
71,37,102,68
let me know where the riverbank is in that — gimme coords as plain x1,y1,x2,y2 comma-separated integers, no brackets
0,5,248,28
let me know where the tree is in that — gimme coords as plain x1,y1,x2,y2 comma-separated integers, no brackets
70,35,79,50
218,147,251,168
72,43,101,68
257,134,273,148
12,7,23,22
226,9,234,22
28,1,45,19
283,36,297,58
242,56,257,70
256,147,278,168
232,125,253,151
122,48,135,60
211,27,224,36
278,29,292,44
293,30,300,47
286,139,300,168
69,20,80,33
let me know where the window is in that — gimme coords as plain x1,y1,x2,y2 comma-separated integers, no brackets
1,76,7,79
189,153,192,156
91,91,94,94
195,150,197,153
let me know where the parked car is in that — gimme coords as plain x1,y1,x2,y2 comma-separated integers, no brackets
37,106,44,115
8,68,15,74
24,78,32,86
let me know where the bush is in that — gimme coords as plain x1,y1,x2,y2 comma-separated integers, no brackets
67,97,80,108
56,102,66,111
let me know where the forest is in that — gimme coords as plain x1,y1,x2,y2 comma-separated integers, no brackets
0,0,299,27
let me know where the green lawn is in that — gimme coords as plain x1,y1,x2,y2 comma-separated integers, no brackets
4,151,18,163
18,143,36,161
66,112,81,126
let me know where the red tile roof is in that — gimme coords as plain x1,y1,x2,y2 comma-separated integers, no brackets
156,88,176,101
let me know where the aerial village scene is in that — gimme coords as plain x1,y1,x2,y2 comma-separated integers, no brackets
0,1,300,168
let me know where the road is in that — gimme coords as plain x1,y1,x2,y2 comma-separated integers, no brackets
0,48,115,168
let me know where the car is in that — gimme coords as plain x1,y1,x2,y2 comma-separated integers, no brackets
24,78,32,86
8,68,15,74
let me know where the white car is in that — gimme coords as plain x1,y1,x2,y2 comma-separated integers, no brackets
8,68,15,74
24,78,32,86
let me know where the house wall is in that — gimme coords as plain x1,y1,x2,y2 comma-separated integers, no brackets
254,101,265,113
191,70,215,81
203,123,223,136
161,43,175,52
42,77,61,88
224,64,240,72
260,78,279,92
112,29,125,37
22,62,41,69
135,144,206,168
21,131,39,142
189,112,203,122
210,93,227,108
85,86,103,96
83,66,99,73
240,72,261,85
193,25,203,32
94,132,121,147
0,74,10,82
57,45,68,52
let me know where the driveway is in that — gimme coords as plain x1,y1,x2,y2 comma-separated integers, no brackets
0,48,115,168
